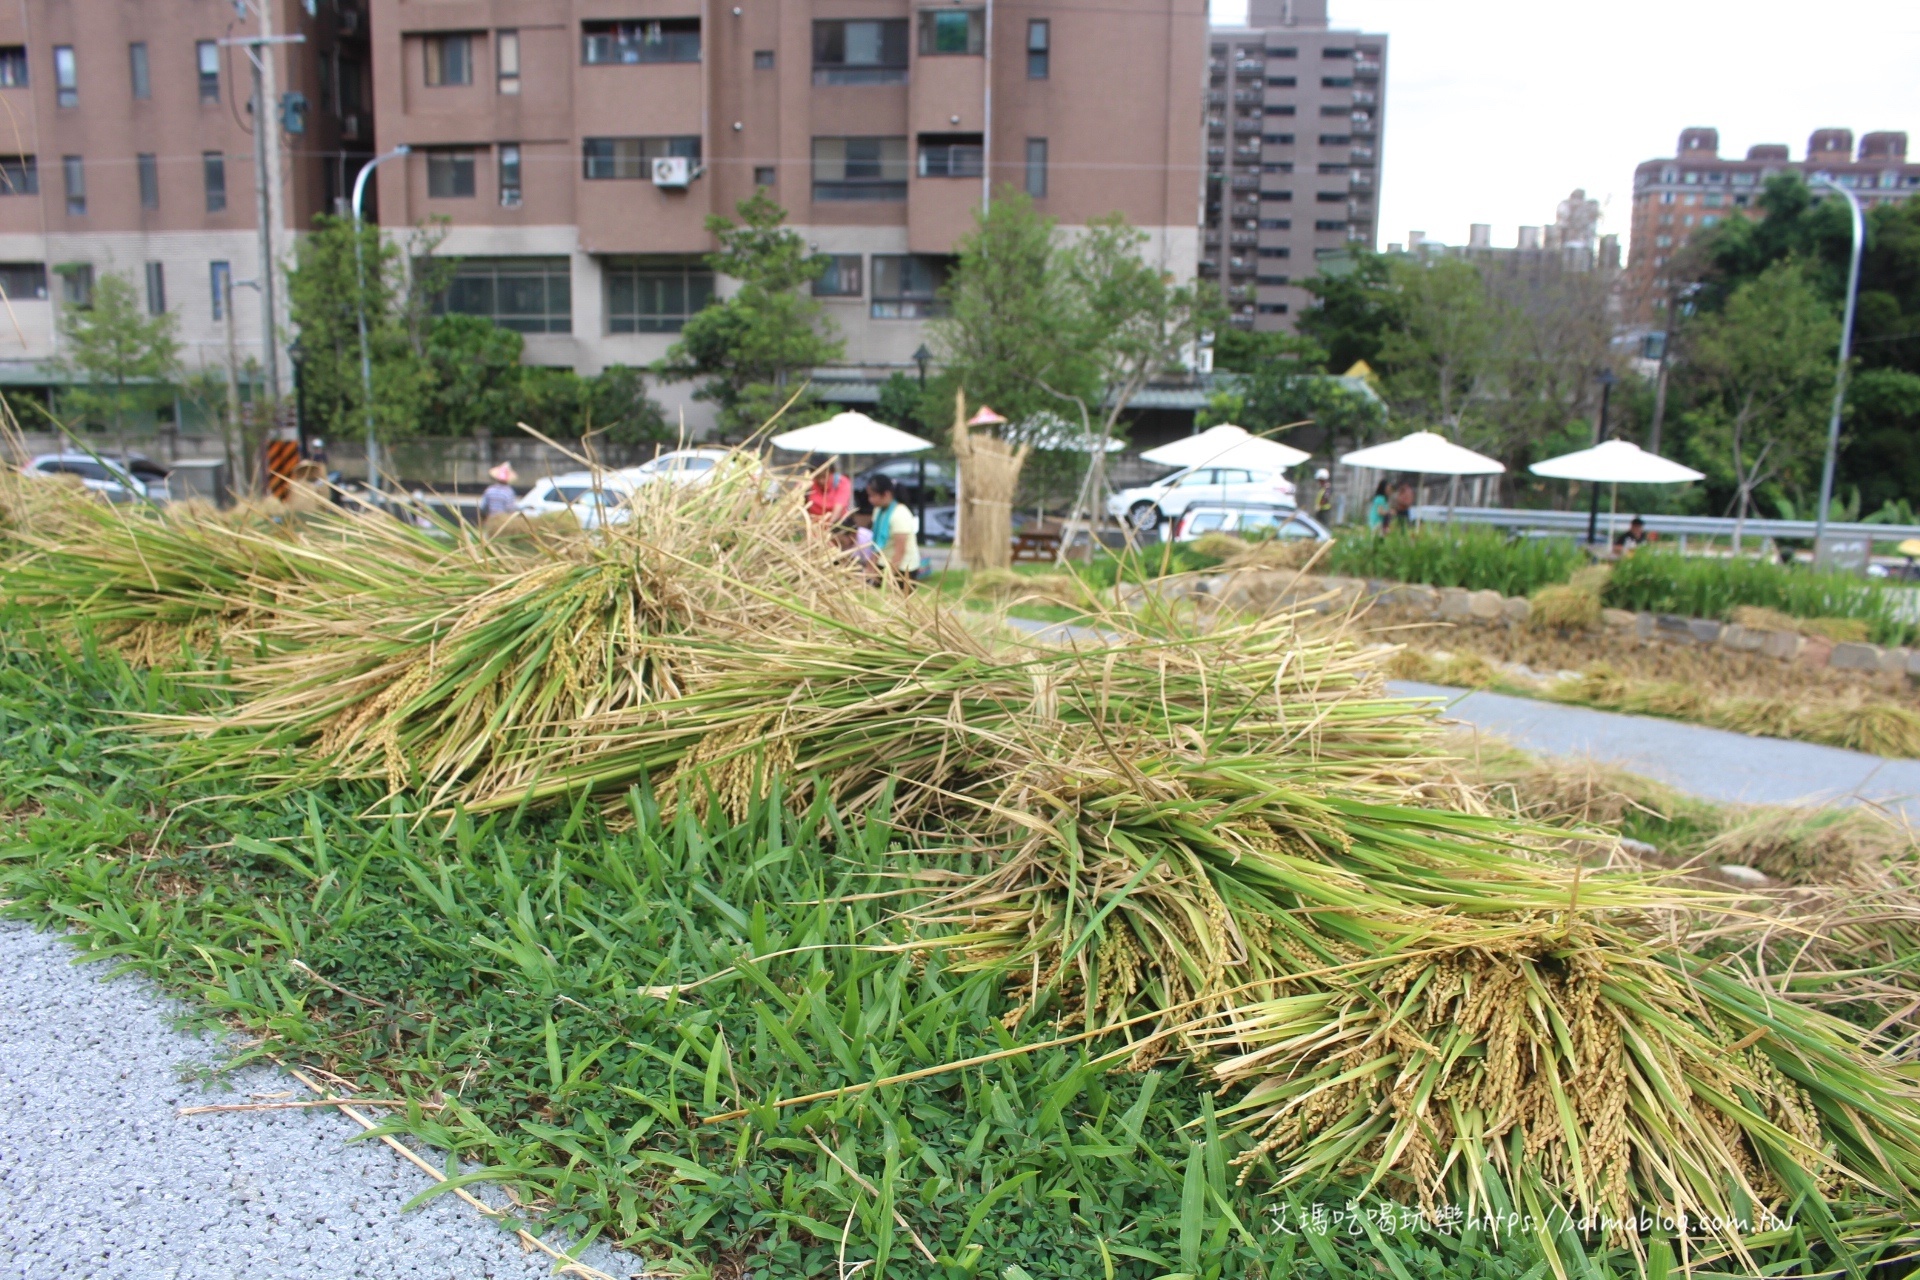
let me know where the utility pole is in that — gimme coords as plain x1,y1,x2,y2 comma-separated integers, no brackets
220,22,304,410
351,146,411,493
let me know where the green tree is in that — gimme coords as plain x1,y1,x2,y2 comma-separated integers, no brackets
419,314,525,438
660,193,843,432
1298,250,1399,372
286,215,433,442
933,191,1094,426
1203,329,1386,456
51,269,180,446
1677,259,1839,545
1375,255,1505,440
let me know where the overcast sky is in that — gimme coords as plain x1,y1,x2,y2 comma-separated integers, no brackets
1207,0,1920,251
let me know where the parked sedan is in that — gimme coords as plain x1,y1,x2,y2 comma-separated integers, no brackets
1171,503,1329,544
616,448,738,488
1107,464,1298,534
514,471,638,524
22,452,160,503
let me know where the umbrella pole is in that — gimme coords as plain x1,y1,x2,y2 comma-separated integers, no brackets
1447,473,1457,524
1608,482,1618,548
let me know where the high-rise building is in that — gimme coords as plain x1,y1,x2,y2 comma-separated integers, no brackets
1628,127,1920,314
0,0,371,389
1199,0,1385,333
366,0,1205,425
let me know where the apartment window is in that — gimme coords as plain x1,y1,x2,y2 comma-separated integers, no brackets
137,153,158,209
1324,46,1352,58
753,165,776,186
1258,217,1290,229
1257,303,1289,315
128,43,150,100
753,49,774,69
918,133,982,178
53,46,75,107
1268,45,1297,57
811,254,862,297
0,46,25,87
498,144,521,206
144,262,166,315
582,19,701,65
1256,272,1289,284
1026,20,1048,78
497,30,520,94
1266,75,1295,87
196,40,220,102
1257,246,1290,258
61,154,83,214
1317,133,1351,145
1261,193,1291,204
210,260,230,320
583,136,700,179
339,58,364,112
0,263,46,299
605,256,713,333
0,154,36,195
1317,162,1347,174
58,263,92,307
1315,191,1344,203
812,136,907,201
203,152,226,211
812,20,907,84
1263,133,1294,145
426,149,476,197
870,254,949,318
318,51,337,112
918,8,983,55
424,34,473,85
1318,107,1348,119
1025,138,1047,197
1321,75,1351,88
437,257,571,333
1314,219,1347,231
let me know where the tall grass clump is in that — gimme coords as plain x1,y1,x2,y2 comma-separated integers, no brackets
1328,526,1584,596
1607,549,1915,645
12,455,1920,1271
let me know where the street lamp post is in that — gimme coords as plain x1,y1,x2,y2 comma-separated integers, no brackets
1807,174,1866,558
912,343,932,387
350,145,410,494
1586,368,1617,546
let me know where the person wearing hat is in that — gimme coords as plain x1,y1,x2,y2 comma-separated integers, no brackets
479,462,520,529
1312,466,1332,520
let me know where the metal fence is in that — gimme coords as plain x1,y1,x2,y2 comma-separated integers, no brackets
1408,505,1920,547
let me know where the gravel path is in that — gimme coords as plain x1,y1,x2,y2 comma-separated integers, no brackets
0,920,644,1280
1392,680,1920,818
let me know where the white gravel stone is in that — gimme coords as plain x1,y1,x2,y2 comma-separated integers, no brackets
0,921,649,1280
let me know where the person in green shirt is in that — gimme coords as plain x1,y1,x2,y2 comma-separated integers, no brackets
1366,480,1390,534
866,474,922,581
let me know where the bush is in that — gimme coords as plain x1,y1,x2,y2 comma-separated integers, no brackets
1604,550,1915,646
1326,526,1586,596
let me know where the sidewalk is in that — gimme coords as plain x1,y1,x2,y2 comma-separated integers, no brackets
1391,680,1920,820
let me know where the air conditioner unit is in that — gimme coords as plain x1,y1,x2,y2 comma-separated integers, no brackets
651,156,690,188
341,113,363,142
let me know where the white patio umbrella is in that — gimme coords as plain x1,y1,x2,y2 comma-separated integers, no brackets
1141,423,1310,471
1530,439,1703,544
1339,431,1503,522
769,411,934,455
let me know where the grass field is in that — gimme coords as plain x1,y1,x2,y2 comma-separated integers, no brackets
0,619,1614,1280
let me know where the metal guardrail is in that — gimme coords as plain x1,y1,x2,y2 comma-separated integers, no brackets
1409,506,1920,545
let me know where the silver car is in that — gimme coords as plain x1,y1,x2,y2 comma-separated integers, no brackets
1171,502,1329,543
22,453,162,503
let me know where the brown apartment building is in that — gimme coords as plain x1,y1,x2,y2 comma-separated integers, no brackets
367,0,1205,426
1200,0,1384,333
0,0,371,393
1628,126,1920,319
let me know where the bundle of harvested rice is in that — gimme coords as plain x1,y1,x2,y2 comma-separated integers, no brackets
11,444,1920,1269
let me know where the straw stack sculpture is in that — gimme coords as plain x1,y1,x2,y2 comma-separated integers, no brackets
6,444,1920,1270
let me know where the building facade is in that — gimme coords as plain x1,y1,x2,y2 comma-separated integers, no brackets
367,0,1205,427
1627,126,1920,316
1199,0,1384,333
0,0,371,393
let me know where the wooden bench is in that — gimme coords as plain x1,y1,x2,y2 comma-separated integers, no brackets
1011,530,1062,562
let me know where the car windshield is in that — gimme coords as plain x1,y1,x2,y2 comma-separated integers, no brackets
1237,510,1282,533
555,486,594,503
1186,510,1230,534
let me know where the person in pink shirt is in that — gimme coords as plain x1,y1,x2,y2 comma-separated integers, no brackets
806,457,853,526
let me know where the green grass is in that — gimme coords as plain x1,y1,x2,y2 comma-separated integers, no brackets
0,618,1632,1280
1326,527,1586,597
1605,549,1918,646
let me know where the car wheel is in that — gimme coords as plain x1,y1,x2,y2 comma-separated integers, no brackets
1127,501,1162,533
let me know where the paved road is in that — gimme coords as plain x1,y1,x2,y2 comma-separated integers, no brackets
0,921,642,1280
1394,680,1920,818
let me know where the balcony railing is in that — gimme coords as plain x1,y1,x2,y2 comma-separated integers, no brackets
1350,146,1374,161
1354,59,1381,76
1206,89,1227,106
1230,173,1259,189
1233,120,1262,135
1229,231,1258,247
1351,91,1376,106
1233,88,1262,104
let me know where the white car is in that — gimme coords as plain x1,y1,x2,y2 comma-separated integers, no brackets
1108,464,1298,534
616,448,737,488
22,453,156,503
514,471,637,525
